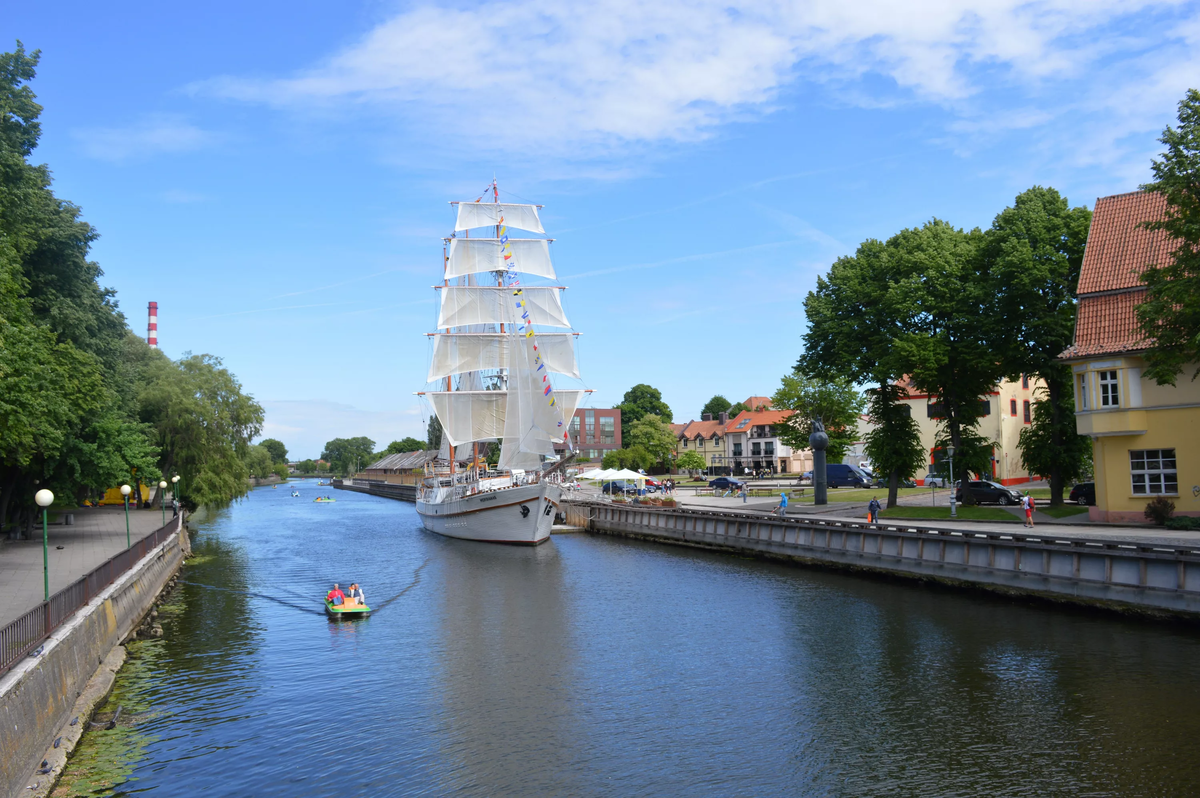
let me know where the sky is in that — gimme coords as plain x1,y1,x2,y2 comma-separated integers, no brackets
5,1,1199,459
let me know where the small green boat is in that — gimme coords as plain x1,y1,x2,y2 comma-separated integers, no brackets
325,599,371,619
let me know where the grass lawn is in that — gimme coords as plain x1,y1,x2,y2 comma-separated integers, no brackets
879,505,1019,522
821,487,934,502
1040,505,1090,519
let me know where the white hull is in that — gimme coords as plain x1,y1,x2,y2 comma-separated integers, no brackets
417,482,561,545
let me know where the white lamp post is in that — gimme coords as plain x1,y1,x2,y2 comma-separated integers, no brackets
947,445,957,518
171,474,180,502
159,480,168,525
35,489,54,601
120,484,132,548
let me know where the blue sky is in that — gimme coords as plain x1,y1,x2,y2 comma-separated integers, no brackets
6,1,1199,458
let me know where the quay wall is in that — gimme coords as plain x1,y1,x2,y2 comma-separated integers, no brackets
567,500,1200,619
0,515,187,798
333,478,416,503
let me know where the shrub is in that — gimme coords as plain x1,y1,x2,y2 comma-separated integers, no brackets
1144,497,1176,525
1165,515,1200,530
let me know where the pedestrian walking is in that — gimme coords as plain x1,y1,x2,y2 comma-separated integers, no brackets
1022,493,1036,528
741,484,748,503
777,491,789,518
867,496,881,523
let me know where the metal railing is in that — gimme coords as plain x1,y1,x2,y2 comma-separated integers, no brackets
0,514,181,677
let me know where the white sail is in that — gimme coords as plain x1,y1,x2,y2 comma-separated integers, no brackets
437,286,570,329
446,238,555,279
455,202,544,234
498,331,564,471
428,333,578,381
428,389,584,449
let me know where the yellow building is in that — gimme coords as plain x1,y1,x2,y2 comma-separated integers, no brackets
1060,191,1199,523
677,415,728,471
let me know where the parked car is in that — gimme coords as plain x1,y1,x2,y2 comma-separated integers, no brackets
799,471,813,484
826,463,871,488
954,480,1024,505
923,472,948,488
644,478,662,493
1069,482,1096,506
872,474,917,488
601,480,638,495
708,477,745,490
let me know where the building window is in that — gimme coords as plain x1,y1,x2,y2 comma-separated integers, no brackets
927,402,944,419
681,438,687,448
1131,449,1177,495
1099,370,1119,407
600,416,614,445
1010,399,1017,416
1078,373,1088,410
585,410,595,443
733,444,742,457
751,442,761,456
712,436,720,446
764,443,775,457
1021,374,1029,389
697,437,704,449
1022,401,1030,423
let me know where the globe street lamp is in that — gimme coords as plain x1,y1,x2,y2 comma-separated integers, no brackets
171,474,180,502
947,445,957,519
35,489,54,601
120,484,132,548
159,480,168,525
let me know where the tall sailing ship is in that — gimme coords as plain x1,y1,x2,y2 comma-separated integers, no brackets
416,183,583,545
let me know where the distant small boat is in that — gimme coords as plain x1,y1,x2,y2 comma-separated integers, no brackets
273,485,277,489
325,599,370,619
314,497,336,503
291,491,300,497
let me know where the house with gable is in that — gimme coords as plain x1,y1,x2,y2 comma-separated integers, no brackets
676,414,729,472
719,396,812,475
1060,191,1200,522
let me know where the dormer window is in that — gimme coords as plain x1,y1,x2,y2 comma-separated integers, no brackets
1099,370,1119,407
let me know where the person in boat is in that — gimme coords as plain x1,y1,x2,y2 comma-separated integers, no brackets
348,583,365,606
326,584,345,606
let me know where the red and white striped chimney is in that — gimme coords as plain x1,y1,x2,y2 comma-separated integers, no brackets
147,301,158,349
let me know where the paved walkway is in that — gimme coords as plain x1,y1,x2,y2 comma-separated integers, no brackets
0,506,169,627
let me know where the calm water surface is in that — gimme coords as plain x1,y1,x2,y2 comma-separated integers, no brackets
58,481,1200,796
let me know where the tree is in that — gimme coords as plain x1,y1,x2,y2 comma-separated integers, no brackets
984,186,1092,505
321,437,376,476
771,371,865,464
622,414,677,469
798,237,925,506
299,458,316,473
426,415,443,450
617,384,672,429
1137,89,1200,385
727,401,749,417
382,437,425,456
260,438,288,464
700,395,731,418
889,220,1000,502
676,450,706,476
601,445,654,471
245,444,273,479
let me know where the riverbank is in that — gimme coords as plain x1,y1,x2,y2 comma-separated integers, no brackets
0,515,187,798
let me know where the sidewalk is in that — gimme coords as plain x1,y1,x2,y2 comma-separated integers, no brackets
0,506,169,627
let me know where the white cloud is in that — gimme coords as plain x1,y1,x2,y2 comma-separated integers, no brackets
191,0,1195,162
73,113,218,161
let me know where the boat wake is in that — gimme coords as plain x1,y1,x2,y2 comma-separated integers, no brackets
176,580,326,616
372,557,431,613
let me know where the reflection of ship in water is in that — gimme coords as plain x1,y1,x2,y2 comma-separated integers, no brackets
430,539,582,794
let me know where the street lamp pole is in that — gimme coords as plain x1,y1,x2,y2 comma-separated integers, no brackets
171,474,179,501
947,445,957,518
35,489,54,601
120,484,132,548
159,480,168,526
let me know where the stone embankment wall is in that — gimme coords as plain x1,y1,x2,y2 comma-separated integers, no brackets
333,479,417,503
0,515,188,798
567,500,1200,619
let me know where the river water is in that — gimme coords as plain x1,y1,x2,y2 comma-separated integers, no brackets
55,481,1200,797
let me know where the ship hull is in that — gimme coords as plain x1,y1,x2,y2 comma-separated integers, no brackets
417,482,560,545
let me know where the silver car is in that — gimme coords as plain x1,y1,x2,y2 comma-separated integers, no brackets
923,472,948,488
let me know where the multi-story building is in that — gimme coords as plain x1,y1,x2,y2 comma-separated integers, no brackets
557,407,622,464
1060,191,1199,523
676,413,729,471
715,398,812,475
895,376,1045,485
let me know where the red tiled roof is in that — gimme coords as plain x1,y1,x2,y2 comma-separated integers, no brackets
1061,290,1150,359
742,396,773,410
678,419,727,440
726,408,794,432
1076,191,1173,295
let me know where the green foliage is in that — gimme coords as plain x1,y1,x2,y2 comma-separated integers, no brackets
1137,89,1200,384
1144,496,1176,526
272,462,290,480
244,445,273,479
299,459,316,473
1017,384,1093,495
380,437,425,457
863,385,925,505
601,445,653,471
676,450,706,474
426,415,443,450
321,436,376,476
700,395,731,418
983,186,1092,505
727,401,749,417
259,438,288,464
1165,515,1200,530
622,414,677,468
771,370,864,463
617,383,672,429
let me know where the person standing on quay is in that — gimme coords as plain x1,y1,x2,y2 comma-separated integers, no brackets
868,496,881,524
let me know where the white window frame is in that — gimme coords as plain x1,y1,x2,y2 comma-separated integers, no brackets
1078,373,1088,410
1130,449,1177,495
1099,370,1119,407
